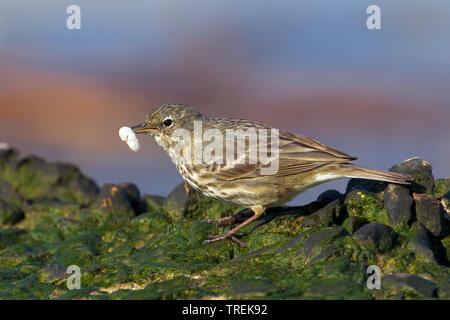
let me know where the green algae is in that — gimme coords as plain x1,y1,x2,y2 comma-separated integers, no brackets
344,190,389,225
0,150,449,299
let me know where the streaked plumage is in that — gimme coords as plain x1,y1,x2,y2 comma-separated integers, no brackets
131,103,410,245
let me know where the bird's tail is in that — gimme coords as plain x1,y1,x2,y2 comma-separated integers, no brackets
335,163,411,185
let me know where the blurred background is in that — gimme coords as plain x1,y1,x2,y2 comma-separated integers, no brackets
0,0,449,204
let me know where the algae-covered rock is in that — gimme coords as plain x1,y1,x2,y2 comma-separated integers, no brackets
381,273,437,298
95,183,137,218
389,157,434,194
408,222,449,266
438,282,450,299
414,193,448,238
0,148,449,300
346,178,386,194
0,200,25,225
383,184,413,230
163,182,239,221
354,223,397,253
342,216,368,234
301,227,349,261
344,189,388,224
302,199,344,227
117,183,146,214
143,194,165,212
0,149,99,205
434,178,450,199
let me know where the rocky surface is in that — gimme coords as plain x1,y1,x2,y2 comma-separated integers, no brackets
0,147,448,299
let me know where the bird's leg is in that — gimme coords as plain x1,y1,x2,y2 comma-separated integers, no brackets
204,206,265,243
202,208,254,226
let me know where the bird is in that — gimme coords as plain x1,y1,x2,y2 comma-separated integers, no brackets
130,103,410,246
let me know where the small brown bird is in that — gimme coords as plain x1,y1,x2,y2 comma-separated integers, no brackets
131,103,409,245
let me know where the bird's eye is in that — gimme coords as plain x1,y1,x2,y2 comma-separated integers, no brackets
163,118,173,127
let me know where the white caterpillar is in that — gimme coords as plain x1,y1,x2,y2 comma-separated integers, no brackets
119,126,140,152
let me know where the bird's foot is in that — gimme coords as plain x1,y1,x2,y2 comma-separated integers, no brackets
201,208,254,226
204,233,252,250
204,206,264,250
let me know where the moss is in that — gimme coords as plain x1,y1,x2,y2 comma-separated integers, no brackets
344,190,389,225
434,178,450,199
0,152,449,299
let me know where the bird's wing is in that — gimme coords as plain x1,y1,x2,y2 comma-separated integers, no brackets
274,131,357,176
208,127,357,181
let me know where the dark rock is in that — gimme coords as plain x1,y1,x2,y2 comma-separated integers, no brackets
95,183,135,217
302,199,343,227
0,200,25,225
409,222,449,266
438,282,450,299
0,180,21,204
118,182,146,214
316,190,344,204
0,228,26,249
442,198,450,217
163,182,194,219
342,216,368,234
164,182,238,220
39,264,68,284
1,148,100,205
389,157,434,194
346,178,386,194
354,223,397,252
383,273,437,297
301,227,349,258
434,178,450,199
414,193,448,238
383,184,413,229
0,147,19,168
66,176,99,204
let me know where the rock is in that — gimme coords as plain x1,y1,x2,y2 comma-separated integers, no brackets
346,178,386,194
143,194,165,212
414,193,448,238
0,180,22,204
302,199,344,227
95,183,136,217
438,282,450,299
1,149,99,205
118,182,146,214
409,222,449,266
0,200,25,225
383,273,437,297
442,198,450,217
344,189,388,224
39,264,68,284
342,216,368,234
301,227,349,259
383,184,413,229
163,182,238,220
434,178,450,199
354,223,397,252
65,176,99,204
0,228,26,250
389,157,434,194
0,147,19,168
316,190,344,204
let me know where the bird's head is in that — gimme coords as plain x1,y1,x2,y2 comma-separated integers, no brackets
132,104,206,145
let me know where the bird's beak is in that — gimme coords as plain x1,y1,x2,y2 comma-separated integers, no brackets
131,123,157,134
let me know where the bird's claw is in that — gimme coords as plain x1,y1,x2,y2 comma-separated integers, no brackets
204,233,252,250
